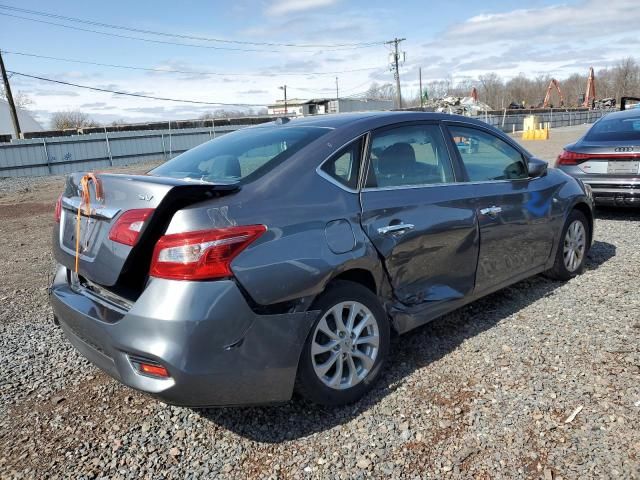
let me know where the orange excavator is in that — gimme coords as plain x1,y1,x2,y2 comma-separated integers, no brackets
582,67,596,108
542,79,564,108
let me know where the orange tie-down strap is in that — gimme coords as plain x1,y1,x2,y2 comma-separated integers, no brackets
74,173,104,273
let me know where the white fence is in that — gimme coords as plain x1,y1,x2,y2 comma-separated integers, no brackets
0,110,611,177
0,125,239,177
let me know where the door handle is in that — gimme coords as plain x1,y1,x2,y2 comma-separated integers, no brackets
377,223,415,235
480,206,502,217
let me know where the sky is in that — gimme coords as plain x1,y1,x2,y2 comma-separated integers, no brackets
1,0,638,127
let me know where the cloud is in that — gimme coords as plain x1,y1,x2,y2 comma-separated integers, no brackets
445,0,640,41
31,89,79,97
266,0,339,16
238,89,269,94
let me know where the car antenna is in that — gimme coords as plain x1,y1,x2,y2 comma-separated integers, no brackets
275,117,291,125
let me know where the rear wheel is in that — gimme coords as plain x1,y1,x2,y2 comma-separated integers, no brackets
296,281,390,406
547,209,590,280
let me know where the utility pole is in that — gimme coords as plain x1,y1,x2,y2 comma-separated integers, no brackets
279,85,288,114
419,67,423,108
335,76,339,101
0,50,21,139
386,37,406,109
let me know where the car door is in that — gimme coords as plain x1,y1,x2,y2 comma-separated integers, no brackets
444,122,556,293
359,122,479,315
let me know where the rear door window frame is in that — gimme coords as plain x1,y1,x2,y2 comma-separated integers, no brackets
361,120,464,191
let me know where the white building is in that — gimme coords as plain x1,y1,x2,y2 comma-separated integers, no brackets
267,98,393,116
0,99,43,136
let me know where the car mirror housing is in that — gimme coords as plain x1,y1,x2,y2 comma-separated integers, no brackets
528,157,548,178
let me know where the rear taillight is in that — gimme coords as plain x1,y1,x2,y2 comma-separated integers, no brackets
557,149,640,165
557,149,592,165
54,194,63,223
150,225,267,280
108,208,154,246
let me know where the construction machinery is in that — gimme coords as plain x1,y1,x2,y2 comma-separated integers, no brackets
542,79,564,108
470,86,478,103
582,67,596,108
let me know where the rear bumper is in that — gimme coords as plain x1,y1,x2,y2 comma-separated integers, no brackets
555,167,640,206
588,185,640,206
49,266,317,407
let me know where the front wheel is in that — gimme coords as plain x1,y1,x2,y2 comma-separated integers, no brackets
296,281,390,406
546,209,590,280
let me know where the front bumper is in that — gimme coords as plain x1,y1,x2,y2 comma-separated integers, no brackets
49,266,317,407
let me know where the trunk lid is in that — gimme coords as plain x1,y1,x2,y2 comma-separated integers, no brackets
571,141,640,176
54,172,239,289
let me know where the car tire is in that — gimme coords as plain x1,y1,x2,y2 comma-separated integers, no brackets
546,209,590,281
296,280,390,406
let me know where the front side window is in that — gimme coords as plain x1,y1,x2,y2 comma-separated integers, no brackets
365,124,455,188
320,138,363,189
448,125,527,181
151,126,330,183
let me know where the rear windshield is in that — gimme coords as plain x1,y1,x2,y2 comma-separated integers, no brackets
585,115,640,141
150,125,330,183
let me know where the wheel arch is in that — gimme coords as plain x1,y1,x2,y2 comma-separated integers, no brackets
328,268,377,294
571,201,594,247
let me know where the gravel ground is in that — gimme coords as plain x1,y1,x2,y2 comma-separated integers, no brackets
1,133,639,479
513,124,590,166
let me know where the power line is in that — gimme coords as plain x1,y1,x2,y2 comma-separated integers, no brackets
7,71,267,106
0,3,385,48
1,50,382,77
0,12,383,53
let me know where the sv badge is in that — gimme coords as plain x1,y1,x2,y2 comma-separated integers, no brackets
138,193,154,202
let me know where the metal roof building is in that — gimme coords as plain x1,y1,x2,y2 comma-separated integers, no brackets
0,99,43,136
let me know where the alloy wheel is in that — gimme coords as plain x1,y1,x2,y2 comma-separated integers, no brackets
311,301,380,390
563,220,586,272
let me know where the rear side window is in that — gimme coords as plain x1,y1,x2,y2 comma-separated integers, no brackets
448,125,527,181
151,126,330,183
585,115,640,141
365,124,455,188
320,138,363,189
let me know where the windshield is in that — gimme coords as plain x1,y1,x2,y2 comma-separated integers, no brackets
150,125,331,183
585,115,640,142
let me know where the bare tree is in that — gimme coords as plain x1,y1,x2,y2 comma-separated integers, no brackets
365,82,396,101
0,85,33,109
478,73,504,109
612,57,640,99
50,110,100,130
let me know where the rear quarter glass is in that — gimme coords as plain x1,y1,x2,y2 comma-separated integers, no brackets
149,126,330,184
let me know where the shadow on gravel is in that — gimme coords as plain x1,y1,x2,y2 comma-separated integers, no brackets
198,240,616,443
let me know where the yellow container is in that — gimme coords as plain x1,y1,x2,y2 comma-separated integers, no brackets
523,115,539,131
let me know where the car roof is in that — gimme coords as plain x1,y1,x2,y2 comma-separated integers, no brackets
598,108,640,121
258,111,479,129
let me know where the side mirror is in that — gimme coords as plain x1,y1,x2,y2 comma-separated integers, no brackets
528,157,548,178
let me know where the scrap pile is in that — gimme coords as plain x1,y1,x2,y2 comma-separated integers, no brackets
593,97,616,109
425,96,492,115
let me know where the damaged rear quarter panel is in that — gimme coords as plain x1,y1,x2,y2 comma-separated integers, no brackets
162,127,387,308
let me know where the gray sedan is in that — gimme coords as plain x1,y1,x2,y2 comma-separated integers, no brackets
557,108,640,206
50,112,594,407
